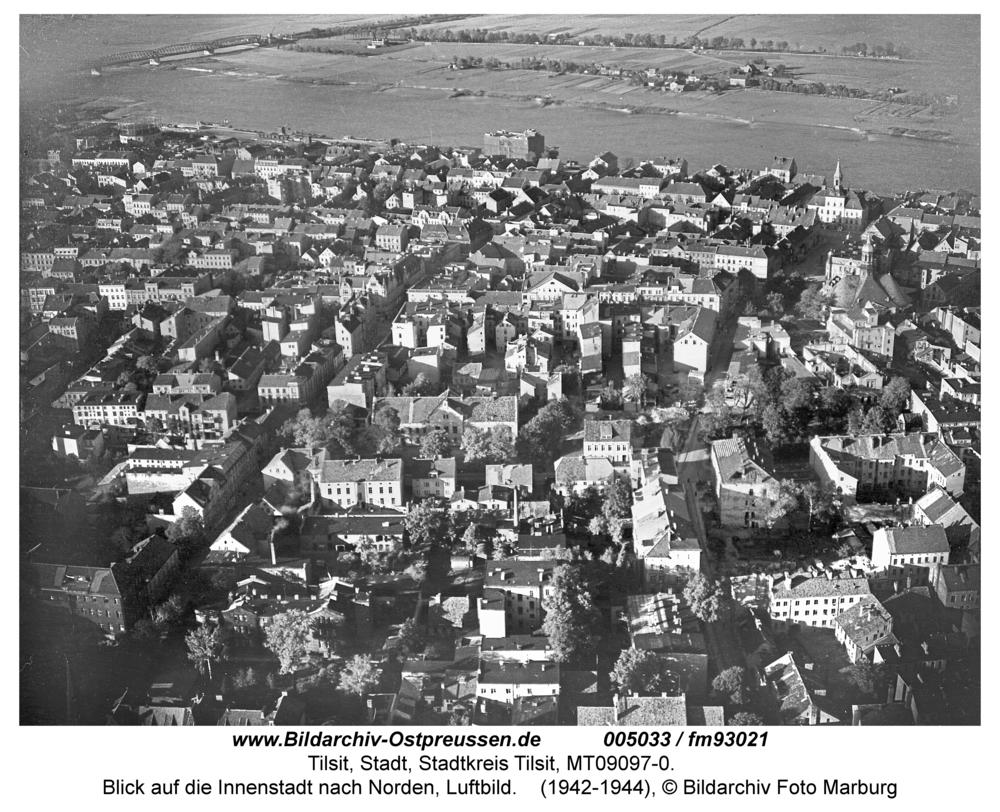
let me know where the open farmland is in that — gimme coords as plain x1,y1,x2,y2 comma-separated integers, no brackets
403,14,977,63
203,40,976,146
677,14,979,61
403,15,725,41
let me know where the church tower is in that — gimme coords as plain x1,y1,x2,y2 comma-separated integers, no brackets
833,160,844,194
861,231,877,272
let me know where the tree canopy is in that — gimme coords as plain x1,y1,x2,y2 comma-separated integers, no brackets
185,622,227,680
683,573,733,624
396,618,426,654
611,648,664,694
263,610,314,674
404,498,452,550
712,666,756,706
517,398,574,464
419,427,451,459
281,405,362,455
541,563,601,663
166,507,206,556
604,476,633,520
339,654,379,696
461,425,515,463
796,287,835,320
371,405,402,453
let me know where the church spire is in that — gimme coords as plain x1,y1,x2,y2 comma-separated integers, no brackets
833,160,843,194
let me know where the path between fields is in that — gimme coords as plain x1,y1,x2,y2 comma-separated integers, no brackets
692,16,739,38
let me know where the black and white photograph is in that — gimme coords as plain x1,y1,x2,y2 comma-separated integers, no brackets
19,9,980,739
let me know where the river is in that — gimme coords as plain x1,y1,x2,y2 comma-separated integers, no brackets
21,15,980,195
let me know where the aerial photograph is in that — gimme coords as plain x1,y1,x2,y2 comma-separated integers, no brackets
20,14,980,726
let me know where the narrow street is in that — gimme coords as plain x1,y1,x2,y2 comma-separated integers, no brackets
675,315,749,671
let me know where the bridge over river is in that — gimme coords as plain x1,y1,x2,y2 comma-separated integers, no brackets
89,34,267,72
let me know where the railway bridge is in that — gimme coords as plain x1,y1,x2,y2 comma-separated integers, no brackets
89,33,265,72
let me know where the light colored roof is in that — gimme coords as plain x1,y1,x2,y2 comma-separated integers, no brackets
879,525,949,555
315,456,403,484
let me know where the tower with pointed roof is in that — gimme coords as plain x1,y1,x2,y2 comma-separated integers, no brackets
833,160,844,194
861,231,877,271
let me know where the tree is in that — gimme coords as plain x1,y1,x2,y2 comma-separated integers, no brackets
136,355,159,372
461,425,492,461
396,618,426,654
153,593,188,628
263,610,314,674
541,564,601,662
462,522,495,557
879,376,911,419
281,406,358,454
796,287,835,320
765,479,801,530
588,515,608,537
760,403,790,446
604,476,633,520
611,648,664,694
371,405,402,453
517,398,574,464
861,404,892,435
488,425,515,461
166,507,206,556
846,406,865,436
679,377,705,407
404,497,452,550
339,654,379,696
712,666,756,706
186,622,227,680
402,372,432,396
233,666,260,689
797,481,836,533
684,573,732,623
729,711,764,726
419,427,451,459
848,660,891,699
765,292,785,320
819,386,852,432
623,373,649,407
598,384,624,411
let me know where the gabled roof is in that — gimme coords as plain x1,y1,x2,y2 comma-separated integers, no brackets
314,455,403,484
879,525,949,555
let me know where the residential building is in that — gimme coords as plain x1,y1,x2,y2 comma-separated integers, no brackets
309,452,404,509
710,437,781,528
767,572,872,629
871,525,950,585
809,433,965,501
